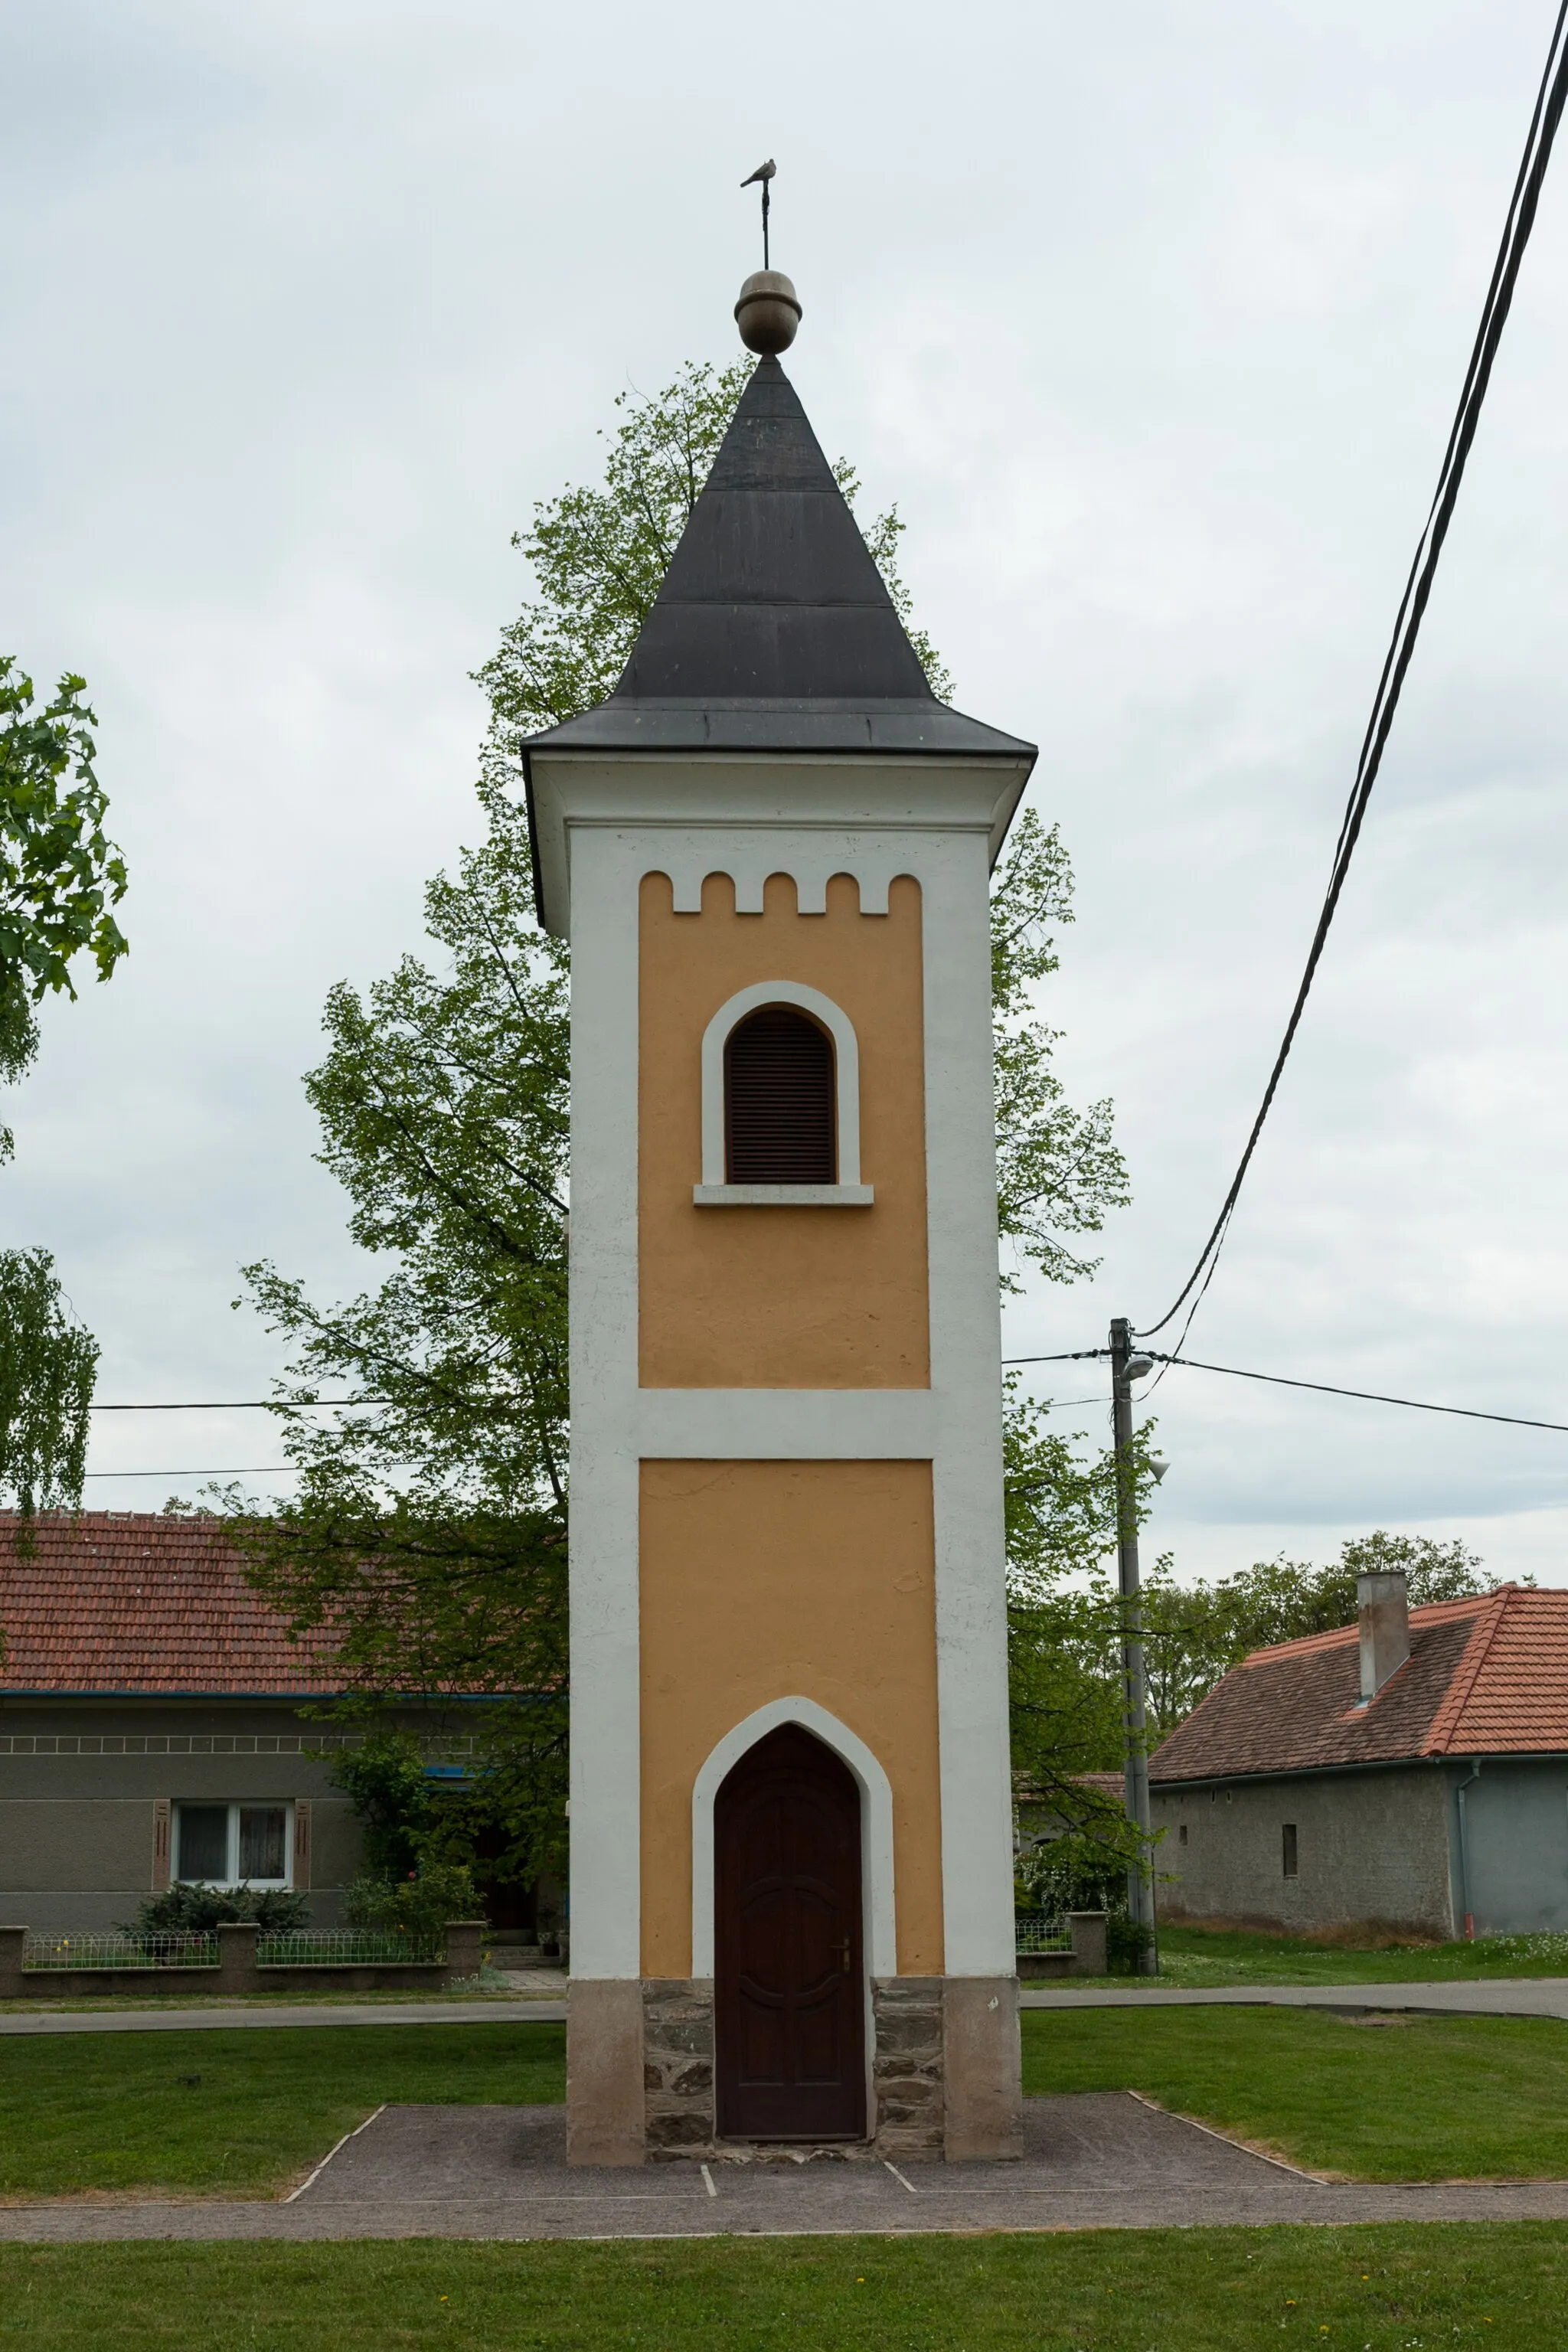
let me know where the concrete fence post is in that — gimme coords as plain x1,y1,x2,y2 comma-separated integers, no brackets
0,1926,26,1998
1067,1911,1109,1977
216,1922,260,1995
443,1920,487,1984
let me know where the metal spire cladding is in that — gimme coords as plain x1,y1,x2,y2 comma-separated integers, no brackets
521,354,1034,762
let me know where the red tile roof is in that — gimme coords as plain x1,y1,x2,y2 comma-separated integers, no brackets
0,1513,340,1696
1150,1585,1568,1784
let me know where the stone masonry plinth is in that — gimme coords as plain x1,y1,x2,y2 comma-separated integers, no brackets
637,1975,1015,2161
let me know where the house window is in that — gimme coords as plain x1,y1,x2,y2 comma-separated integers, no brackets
1178,1823,1188,1846
724,1005,836,1183
175,1802,291,1888
1282,1823,1298,1879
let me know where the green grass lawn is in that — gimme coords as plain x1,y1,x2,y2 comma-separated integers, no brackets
0,2227,1565,2348
1024,2003,1568,2178
1145,1925,1568,1985
11,2006,1568,2202
0,2023,564,2201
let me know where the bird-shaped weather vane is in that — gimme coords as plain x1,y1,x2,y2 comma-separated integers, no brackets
740,158,776,269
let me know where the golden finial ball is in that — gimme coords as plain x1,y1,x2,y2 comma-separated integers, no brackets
735,270,802,354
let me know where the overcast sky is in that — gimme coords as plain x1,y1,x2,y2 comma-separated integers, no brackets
3,0,1566,1585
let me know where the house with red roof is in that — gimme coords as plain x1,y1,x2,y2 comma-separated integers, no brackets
1148,1569,1568,1939
0,1513,483,1936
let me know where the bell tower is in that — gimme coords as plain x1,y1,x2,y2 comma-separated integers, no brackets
523,273,1035,2165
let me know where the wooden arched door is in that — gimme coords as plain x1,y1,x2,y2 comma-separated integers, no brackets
714,1722,866,2141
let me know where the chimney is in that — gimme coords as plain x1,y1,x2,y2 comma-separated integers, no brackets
1358,1569,1411,1702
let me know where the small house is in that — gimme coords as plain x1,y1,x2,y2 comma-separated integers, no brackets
0,1511,487,1935
1149,1570,1568,1940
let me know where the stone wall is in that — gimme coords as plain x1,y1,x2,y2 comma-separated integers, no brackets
639,1975,958,2158
1152,1766,1455,1937
871,1976,946,2157
643,1978,716,2156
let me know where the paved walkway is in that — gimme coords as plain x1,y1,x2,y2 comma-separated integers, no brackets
5,2096,1568,2242
0,2000,569,2035
7,1977,1566,2036
1022,1978,1568,2017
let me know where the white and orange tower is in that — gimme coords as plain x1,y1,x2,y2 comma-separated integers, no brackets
523,273,1036,2164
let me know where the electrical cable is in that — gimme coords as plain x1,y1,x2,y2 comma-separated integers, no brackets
1146,1350,1568,1435
1140,0,1568,1343
88,1399,375,1413
1004,1341,1568,1432
81,1466,300,1481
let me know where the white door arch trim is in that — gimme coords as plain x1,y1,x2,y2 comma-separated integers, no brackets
691,1697,897,1978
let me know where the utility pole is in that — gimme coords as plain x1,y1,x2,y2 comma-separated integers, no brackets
1110,1315,1158,1976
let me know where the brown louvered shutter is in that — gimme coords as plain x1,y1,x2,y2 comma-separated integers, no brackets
725,1006,836,1183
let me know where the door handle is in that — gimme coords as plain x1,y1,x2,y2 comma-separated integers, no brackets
835,1938,851,1974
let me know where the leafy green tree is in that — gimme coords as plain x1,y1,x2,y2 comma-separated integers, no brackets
0,1250,97,1521
237,776,570,1888
238,360,1129,1898
0,661,129,1521
991,813,1129,1289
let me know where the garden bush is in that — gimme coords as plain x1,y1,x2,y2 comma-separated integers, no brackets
120,1883,311,1935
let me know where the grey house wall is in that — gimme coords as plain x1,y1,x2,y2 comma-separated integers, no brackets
0,1700,367,1934
1455,1762,1568,1936
1151,1767,1455,1938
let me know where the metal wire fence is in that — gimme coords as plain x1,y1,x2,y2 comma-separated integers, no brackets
23,1932,219,1971
21,1929,446,1971
255,1931,443,1967
1014,1912,1073,1955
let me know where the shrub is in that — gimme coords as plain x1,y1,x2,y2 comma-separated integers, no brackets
341,1858,478,1944
1106,1911,1155,1974
119,1883,311,1935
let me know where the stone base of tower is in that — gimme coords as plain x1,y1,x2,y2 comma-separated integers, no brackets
566,1981,646,2166
568,1975,1022,2164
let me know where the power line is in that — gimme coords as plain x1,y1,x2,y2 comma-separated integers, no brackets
1147,1351,1568,1437
1141,0,1568,1343
1003,1341,1568,1436
82,1466,300,1481
88,1400,375,1413
1002,1351,1108,1366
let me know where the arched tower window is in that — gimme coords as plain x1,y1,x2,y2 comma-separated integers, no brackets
724,1006,836,1184
695,980,871,1204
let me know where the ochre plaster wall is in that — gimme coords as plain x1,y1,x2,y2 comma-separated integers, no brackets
639,871,929,1388
639,1458,943,1977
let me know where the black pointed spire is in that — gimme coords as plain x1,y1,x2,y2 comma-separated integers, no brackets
614,358,931,706
521,358,1034,762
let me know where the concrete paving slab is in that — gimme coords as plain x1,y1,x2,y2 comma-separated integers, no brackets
8,2096,1568,2242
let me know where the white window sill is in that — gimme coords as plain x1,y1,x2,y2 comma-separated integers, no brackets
693,1183,874,1207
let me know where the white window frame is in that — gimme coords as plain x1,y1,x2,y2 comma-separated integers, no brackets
174,1800,294,1890
693,980,874,1207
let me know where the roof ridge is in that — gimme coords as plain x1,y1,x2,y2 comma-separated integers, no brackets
1240,1589,1499,1668
1420,1585,1511,1755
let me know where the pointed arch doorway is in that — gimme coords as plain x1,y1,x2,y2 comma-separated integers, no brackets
714,1721,867,2141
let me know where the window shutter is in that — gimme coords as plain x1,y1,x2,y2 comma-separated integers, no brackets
152,1798,172,1893
725,1007,836,1183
